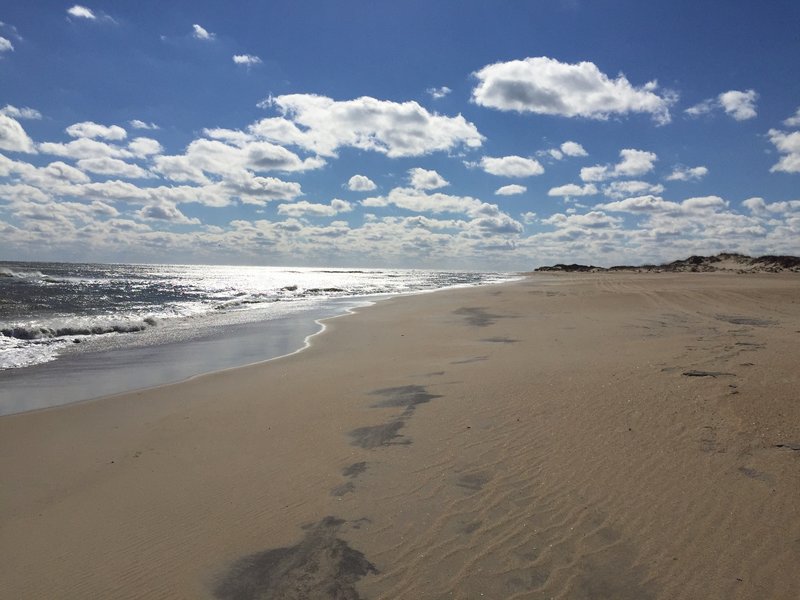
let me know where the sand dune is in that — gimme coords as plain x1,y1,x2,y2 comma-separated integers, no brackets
1,273,799,599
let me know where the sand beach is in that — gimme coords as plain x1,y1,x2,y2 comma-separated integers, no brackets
1,273,799,599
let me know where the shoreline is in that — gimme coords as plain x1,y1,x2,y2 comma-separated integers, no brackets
0,280,515,416
2,273,798,599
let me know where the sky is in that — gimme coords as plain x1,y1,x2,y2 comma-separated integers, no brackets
1,0,799,270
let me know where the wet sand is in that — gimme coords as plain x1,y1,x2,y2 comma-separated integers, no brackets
1,273,799,599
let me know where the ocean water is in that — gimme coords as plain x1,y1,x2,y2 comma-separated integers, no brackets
0,262,517,414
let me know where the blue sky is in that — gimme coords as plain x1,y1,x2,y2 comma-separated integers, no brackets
1,1,799,269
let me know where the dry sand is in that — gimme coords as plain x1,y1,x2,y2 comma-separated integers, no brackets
1,273,799,599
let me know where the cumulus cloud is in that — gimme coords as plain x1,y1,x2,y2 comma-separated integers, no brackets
0,36,13,53
66,121,127,141
742,197,800,216
602,180,664,199
277,199,352,218
192,24,215,40
427,86,452,100
1,105,42,120
665,165,708,181
252,94,484,158
138,202,200,225
783,107,800,128
0,114,37,153
76,157,152,179
495,184,527,196
596,194,726,214
129,119,159,130
560,141,587,157
67,5,95,19
580,149,657,182
718,90,758,121
768,128,800,173
686,89,758,121
472,57,674,125
479,155,544,177
542,210,621,229
39,138,131,160
347,174,377,192
233,54,262,66
221,170,302,204
409,167,449,190
548,183,598,197
128,137,163,157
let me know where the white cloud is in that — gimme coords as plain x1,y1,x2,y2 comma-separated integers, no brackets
66,121,127,141
409,167,449,190
719,90,758,121
252,94,484,158
128,137,163,157
76,157,151,179
363,187,483,214
233,54,262,66
495,184,527,196
0,36,13,53
347,174,377,192
480,155,544,177
784,107,800,128
1,105,42,120
580,149,657,182
548,183,598,197
129,119,159,130
39,138,131,160
686,89,758,121
665,165,708,181
67,5,96,20
560,141,587,157
542,210,621,229
427,86,452,100
192,24,215,41
596,194,726,214
0,114,36,153
221,170,302,204
684,99,715,117
681,195,728,212
277,199,352,218
472,57,674,125
152,155,209,184
521,211,537,224
595,195,681,214
768,128,800,173
743,197,800,216
602,180,664,199
138,202,200,225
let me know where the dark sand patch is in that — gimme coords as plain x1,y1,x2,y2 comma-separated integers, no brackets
330,481,355,497
451,356,488,364
454,307,508,327
738,466,775,485
682,370,736,378
213,516,377,600
569,540,656,600
369,385,442,411
775,442,800,452
716,315,776,327
456,472,491,492
342,461,368,478
461,520,482,534
481,337,520,344
349,420,408,449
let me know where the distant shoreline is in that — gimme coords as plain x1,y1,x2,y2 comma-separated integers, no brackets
534,252,800,273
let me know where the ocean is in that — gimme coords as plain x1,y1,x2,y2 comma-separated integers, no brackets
0,261,518,415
